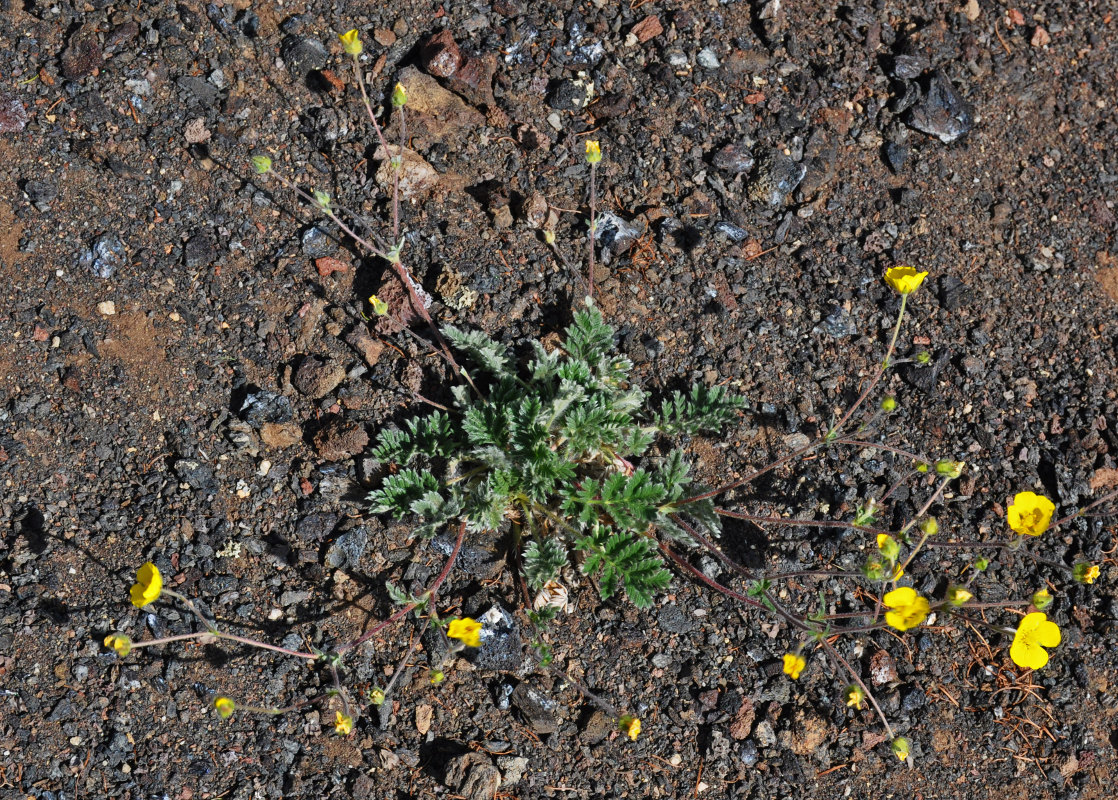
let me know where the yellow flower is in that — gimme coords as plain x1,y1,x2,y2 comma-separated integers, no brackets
1010,612,1061,670
447,617,482,648
339,29,363,57
618,714,641,741
884,266,928,295
369,294,388,316
842,685,865,710
882,587,929,632
103,633,132,657
130,562,163,608
214,697,236,719
585,139,602,164
369,687,386,706
335,711,354,735
891,736,911,762
946,586,973,606
889,563,905,581
782,653,806,680
1007,491,1055,537
1073,563,1100,585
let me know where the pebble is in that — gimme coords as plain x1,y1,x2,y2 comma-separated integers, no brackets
697,47,721,69
293,355,346,398
97,301,116,316
748,150,806,206
421,30,462,78
78,233,127,279
511,682,559,735
325,527,368,569
184,232,217,268
280,36,327,79
0,92,29,133
239,390,293,427
905,70,974,144
23,178,59,211
714,221,749,242
312,418,369,461
173,458,216,491
592,211,641,264
473,605,522,671
818,305,857,337
712,142,755,174
753,719,777,748
61,25,103,79
300,226,334,258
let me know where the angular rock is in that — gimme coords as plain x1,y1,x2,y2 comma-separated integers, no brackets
325,526,368,569
421,30,462,78
293,355,346,398
0,92,29,133
312,418,369,461
394,66,485,143
61,26,103,79
280,35,327,80
239,390,293,427
748,150,806,206
510,682,559,735
904,70,974,144
374,145,439,201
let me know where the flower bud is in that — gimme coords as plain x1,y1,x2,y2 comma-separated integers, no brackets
876,533,900,562
369,687,386,706
103,633,132,657
251,155,272,174
934,459,965,479
430,669,445,685
369,294,388,316
973,556,990,572
585,139,602,164
880,395,897,412
391,82,408,108
214,696,236,719
891,736,911,762
1031,588,1053,610
862,558,884,582
1073,563,1100,585
339,29,363,57
842,685,865,710
915,350,932,365
946,586,973,606
313,189,331,211
919,517,938,536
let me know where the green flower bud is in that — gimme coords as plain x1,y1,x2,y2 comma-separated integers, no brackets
880,395,897,412
934,459,965,479
1031,588,1053,610
973,556,989,572
918,517,938,536
251,155,272,174
391,82,408,108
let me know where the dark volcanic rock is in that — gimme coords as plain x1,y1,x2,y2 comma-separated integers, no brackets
904,69,974,143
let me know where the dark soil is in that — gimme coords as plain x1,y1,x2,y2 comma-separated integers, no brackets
2,1,1117,798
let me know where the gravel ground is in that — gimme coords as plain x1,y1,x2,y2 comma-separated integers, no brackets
1,1,1117,798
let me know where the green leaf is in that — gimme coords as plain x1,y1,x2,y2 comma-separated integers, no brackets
563,304,615,366
444,325,510,375
368,469,440,515
656,384,747,436
575,524,671,608
372,411,457,465
523,538,568,591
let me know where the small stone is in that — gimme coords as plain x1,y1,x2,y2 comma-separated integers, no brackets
174,459,216,490
314,256,349,277
374,146,439,201
293,356,346,399
97,301,116,316
592,211,641,264
344,327,386,368
79,233,127,279
325,527,368,569
1031,26,1051,48
260,422,302,448
184,118,210,145
421,30,462,78
473,605,522,671
444,754,502,800
510,683,559,735
712,142,755,174
884,141,909,173
239,390,293,427
61,26,103,79
373,28,397,47
184,232,217,268
630,15,663,43
447,52,498,108
904,69,974,144
0,92,29,133
280,36,328,79
891,54,929,80
23,178,58,210
749,150,806,206
301,226,334,258
870,649,898,686
753,720,776,748
312,418,369,461
697,47,721,69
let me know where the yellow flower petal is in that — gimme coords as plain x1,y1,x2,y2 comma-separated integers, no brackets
782,653,806,680
130,562,163,608
335,711,354,735
884,266,928,295
447,617,482,648
1006,491,1055,537
882,586,929,631
214,697,236,719
339,29,363,56
618,714,641,740
585,139,602,164
1009,612,1061,670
